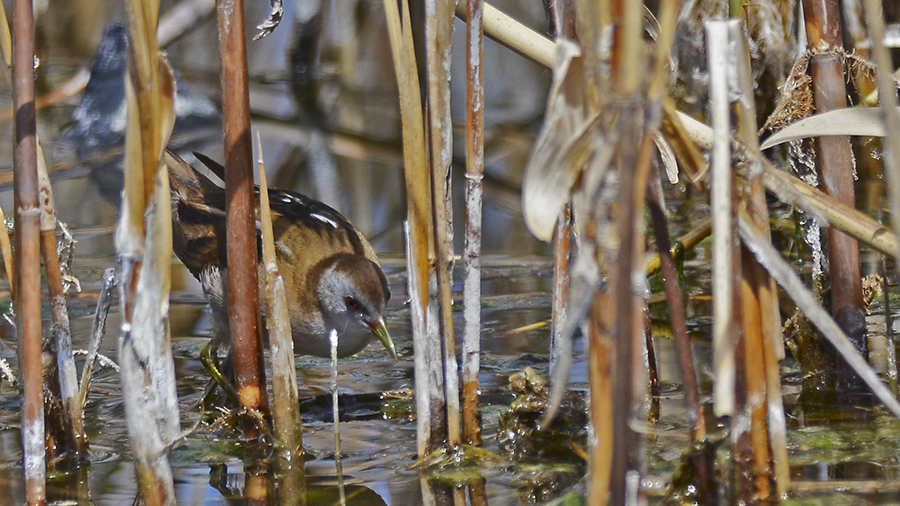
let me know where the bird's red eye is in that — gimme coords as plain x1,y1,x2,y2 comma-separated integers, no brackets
345,297,359,311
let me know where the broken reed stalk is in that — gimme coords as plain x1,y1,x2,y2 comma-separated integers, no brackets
739,253,772,500
759,161,897,257
549,208,570,377
425,0,460,449
79,268,117,409
37,144,87,462
257,142,305,504
12,0,45,501
861,0,900,262
803,0,867,393
118,1,182,503
708,19,774,501
216,0,268,428
404,220,442,456
706,20,739,420
462,0,484,447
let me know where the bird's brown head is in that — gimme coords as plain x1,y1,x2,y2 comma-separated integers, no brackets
316,253,396,359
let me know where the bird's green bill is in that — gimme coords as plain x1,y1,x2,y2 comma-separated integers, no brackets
370,317,398,360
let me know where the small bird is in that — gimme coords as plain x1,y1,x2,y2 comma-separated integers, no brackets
165,150,397,367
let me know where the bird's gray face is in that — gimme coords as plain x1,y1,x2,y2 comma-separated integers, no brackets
316,255,396,359
318,269,381,333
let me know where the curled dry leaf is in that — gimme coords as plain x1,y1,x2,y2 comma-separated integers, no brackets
522,40,599,242
760,107,892,150
653,131,679,184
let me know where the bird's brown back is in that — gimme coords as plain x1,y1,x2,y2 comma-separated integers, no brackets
166,149,380,283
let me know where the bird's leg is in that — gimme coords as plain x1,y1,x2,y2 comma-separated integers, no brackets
197,343,241,408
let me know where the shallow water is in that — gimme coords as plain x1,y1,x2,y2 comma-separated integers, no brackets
0,253,582,505
3,248,900,505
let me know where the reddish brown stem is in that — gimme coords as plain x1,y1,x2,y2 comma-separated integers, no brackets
646,173,714,500
216,0,268,430
12,0,45,502
550,206,570,377
804,0,867,394
647,176,705,439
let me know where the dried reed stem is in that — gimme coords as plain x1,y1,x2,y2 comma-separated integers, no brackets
37,144,86,461
79,268,116,409
425,0,460,449
804,0,867,394
544,0,574,382
706,20,739,419
588,292,613,506
12,0,45,501
549,208,570,377
383,0,441,457
118,1,181,502
730,19,789,495
462,0,485,447
257,142,305,503
739,213,900,419
607,2,649,501
216,0,268,427
0,0,85,463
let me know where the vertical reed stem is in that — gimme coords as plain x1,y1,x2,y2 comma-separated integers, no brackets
706,20,739,419
549,209,570,377
258,145,305,505
606,0,648,500
12,0,44,502
462,0,484,447
37,145,86,460
424,0,460,449
216,0,268,429
803,0,867,395
588,291,613,506
646,174,712,500
731,18,789,495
